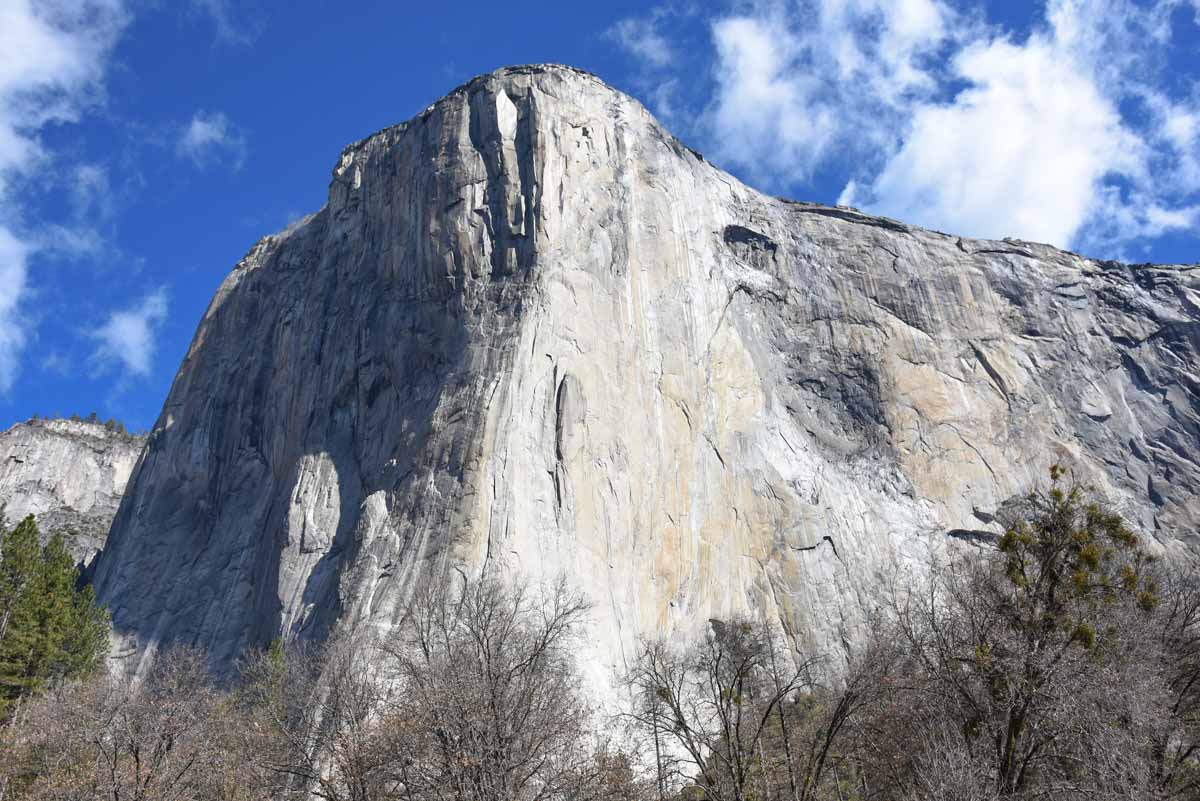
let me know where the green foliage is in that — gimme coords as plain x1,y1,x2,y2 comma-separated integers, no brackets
0,516,108,717
859,466,1183,799
996,465,1159,653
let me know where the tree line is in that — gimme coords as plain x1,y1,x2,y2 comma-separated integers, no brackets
24,413,136,437
1,468,1198,800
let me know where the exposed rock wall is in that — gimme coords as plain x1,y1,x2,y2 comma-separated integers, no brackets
0,418,145,564
91,65,1200,679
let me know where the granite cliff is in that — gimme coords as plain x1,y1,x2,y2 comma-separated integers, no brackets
90,65,1200,679
0,418,144,564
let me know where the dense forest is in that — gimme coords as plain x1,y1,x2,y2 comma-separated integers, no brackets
0,469,1197,801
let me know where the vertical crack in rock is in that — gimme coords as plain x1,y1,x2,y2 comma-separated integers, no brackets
970,341,1012,407
553,373,585,527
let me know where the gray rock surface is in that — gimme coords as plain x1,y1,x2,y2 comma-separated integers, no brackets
91,65,1200,680
0,418,144,564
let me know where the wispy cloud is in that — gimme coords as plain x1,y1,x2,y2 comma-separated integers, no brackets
865,24,1137,247
34,164,117,258
864,0,1192,250
703,0,965,186
0,230,31,393
189,0,261,46
176,110,247,169
0,0,130,394
90,288,168,378
69,163,116,222
604,4,710,132
606,13,678,68
41,351,71,377
610,0,1200,254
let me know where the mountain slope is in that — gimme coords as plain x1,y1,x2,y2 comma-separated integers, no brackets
91,64,1200,677
0,418,145,564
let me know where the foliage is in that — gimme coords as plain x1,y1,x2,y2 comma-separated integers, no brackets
0,516,108,717
24,413,131,436
852,467,1195,800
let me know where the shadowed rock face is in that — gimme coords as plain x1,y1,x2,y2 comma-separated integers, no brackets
0,419,145,564
91,64,1200,679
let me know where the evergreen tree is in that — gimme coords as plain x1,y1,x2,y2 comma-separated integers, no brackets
0,517,40,646
0,516,108,717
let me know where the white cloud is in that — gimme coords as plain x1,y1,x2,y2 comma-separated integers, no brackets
1141,204,1200,235
867,34,1136,246
1147,95,1200,194
0,1,126,144
859,0,1197,249
836,180,858,207
614,0,1200,254
709,15,836,182
0,229,31,393
91,288,168,377
1079,187,1200,252
0,0,129,394
176,110,247,169
705,0,958,184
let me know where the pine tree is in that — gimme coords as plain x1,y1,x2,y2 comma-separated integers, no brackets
0,517,39,647
0,517,108,717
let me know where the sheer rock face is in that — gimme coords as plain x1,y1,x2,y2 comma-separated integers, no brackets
0,419,145,564
91,65,1200,678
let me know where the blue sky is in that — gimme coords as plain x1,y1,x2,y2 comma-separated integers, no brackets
1,0,1198,432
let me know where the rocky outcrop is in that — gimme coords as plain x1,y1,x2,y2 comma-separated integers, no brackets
91,65,1200,679
0,418,145,563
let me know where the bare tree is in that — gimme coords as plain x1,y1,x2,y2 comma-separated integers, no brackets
1147,565,1200,799
372,572,627,801
235,572,639,801
623,617,834,801
237,634,390,801
0,646,261,801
